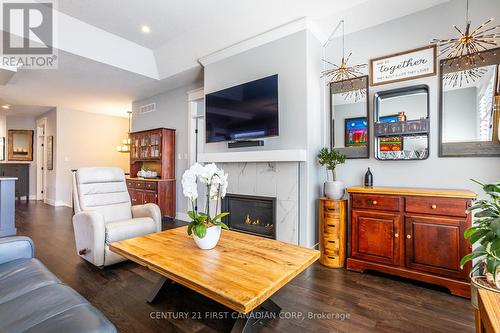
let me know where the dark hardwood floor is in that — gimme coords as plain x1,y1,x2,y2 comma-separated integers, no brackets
15,201,474,333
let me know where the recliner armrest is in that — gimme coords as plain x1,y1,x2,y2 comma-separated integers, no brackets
72,210,106,266
132,204,162,232
0,236,35,264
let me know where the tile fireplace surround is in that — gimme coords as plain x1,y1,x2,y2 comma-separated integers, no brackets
219,162,299,244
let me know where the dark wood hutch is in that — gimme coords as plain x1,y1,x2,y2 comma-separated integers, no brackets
127,128,176,218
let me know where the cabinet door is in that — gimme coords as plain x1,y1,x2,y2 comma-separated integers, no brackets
130,134,140,160
139,134,150,159
144,191,157,204
405,215,469,279
129,189,144,206
351,210,400,266
149,131,161,160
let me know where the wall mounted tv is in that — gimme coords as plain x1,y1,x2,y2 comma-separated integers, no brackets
205,74,279,143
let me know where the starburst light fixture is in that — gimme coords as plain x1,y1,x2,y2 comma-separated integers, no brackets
321,20,367,82
431,0,500,68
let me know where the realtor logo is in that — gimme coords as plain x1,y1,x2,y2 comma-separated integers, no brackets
1,0,57,69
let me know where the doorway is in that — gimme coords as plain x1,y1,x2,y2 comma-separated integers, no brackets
36,118,47,201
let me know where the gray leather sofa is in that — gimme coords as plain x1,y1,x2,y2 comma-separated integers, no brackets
0,236,116,333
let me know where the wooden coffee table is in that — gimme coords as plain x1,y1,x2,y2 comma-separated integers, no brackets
110,226,319,332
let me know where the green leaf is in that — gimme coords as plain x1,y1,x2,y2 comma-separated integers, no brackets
187,223,193,236
491,237,500,253
194,223,207,238
212,212,230,222
470,228,490,244
491,218,500,237
486,257,500,276
214,221,229,230
460,250,487,269
464,227,477,239
187,210,197,220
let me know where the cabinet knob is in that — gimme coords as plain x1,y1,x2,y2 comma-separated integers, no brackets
406,234,412,239
132,198,136,202
394,233,399,238
431,204,437,209
372,200,378,205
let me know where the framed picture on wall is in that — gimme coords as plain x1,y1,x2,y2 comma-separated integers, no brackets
344,117,368,147
370,45,436,86
47,136,53,170
8,130,34,161
0,137,5,161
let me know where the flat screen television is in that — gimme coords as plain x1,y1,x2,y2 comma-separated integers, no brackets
205,74,279,143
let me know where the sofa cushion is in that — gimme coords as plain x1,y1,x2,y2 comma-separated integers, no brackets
105,217,157,243
0,282,116,333
22,304,116,333
0,258,59,304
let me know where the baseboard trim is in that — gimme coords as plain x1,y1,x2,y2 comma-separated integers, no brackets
175,212,190,222
44,199,70,207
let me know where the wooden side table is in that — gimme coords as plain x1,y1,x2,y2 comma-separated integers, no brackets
476,289,500,333
319,198,347,268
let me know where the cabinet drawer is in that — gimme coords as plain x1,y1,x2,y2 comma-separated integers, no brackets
322,235,339,251
130,181,145,189
144,181,157,191
406,196,468,217
321,254,341,267
351,194,401,211
323,218,340,235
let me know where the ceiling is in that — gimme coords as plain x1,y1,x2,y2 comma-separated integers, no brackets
57,0,369,49
0,0,451,118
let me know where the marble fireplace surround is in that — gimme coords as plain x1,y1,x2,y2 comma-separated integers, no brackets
218,162,300,245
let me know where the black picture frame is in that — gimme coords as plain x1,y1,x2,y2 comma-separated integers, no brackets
47,136,53,170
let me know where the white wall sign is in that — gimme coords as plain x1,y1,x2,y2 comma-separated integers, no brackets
370,45,436,86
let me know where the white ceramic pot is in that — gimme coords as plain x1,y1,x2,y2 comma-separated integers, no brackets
324,180,345,199
193,225,221,250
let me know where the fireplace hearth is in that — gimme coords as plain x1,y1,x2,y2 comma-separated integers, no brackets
221,194,276,239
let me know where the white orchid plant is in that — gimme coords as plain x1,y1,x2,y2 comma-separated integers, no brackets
181,163,229,238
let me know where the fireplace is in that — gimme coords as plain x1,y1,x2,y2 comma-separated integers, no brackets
221,194,276,239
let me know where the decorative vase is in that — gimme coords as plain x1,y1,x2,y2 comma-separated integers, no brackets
193,225,221,250
324,180,345,199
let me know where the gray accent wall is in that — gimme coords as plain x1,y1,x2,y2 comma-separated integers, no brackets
325,0,500,195
132,83,202,216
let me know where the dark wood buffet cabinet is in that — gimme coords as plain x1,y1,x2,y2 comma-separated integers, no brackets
126,128,176,218
346,186,476,298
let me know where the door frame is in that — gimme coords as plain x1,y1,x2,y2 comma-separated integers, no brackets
187,88,204,166
36,117,47,201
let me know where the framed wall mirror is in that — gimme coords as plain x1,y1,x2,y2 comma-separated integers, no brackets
8,130,34,161
374,85,430,160
330,76,369,159
439,47,500,157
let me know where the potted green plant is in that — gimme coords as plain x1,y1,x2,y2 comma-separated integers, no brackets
317,148,346,199
181,163,230,249
460,180,500,304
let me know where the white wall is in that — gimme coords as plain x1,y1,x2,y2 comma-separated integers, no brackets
56,108,129,206
131,82,202,216
325,0,500,195
6,116,37,198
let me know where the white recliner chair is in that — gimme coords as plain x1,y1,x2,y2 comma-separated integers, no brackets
72,167,161,267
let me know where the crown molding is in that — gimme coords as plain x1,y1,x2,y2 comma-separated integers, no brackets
198,17,325,67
